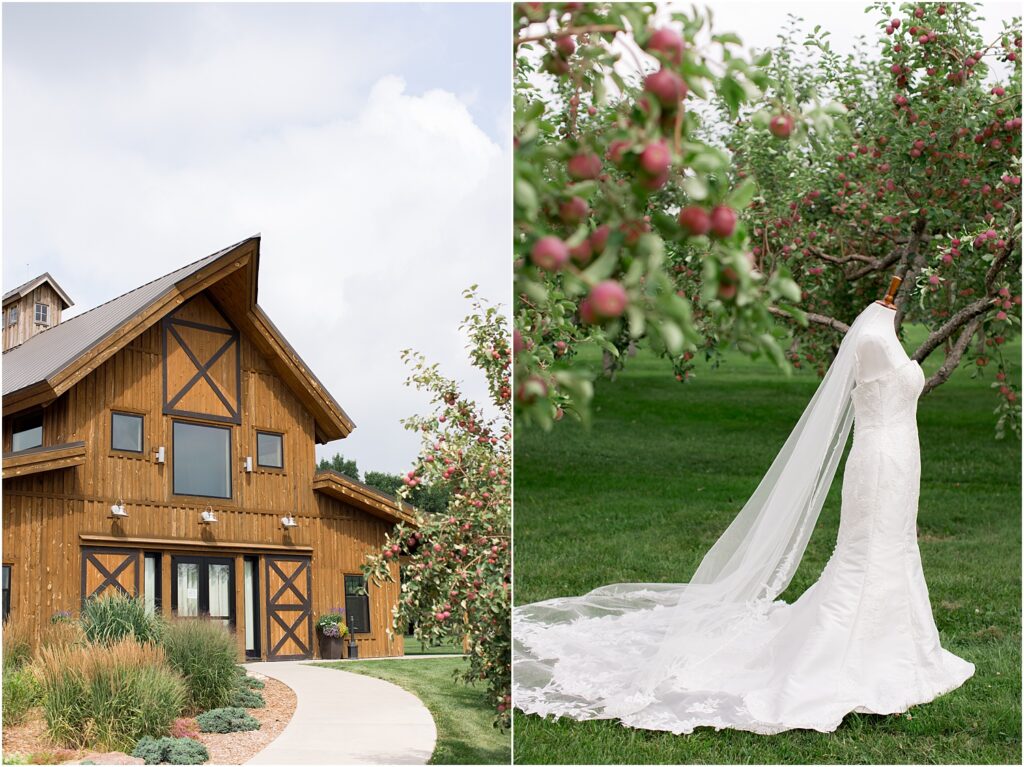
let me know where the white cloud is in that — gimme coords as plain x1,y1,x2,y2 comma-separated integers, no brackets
4,9,510,476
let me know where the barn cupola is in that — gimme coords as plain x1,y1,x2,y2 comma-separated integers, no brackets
2,273,73,352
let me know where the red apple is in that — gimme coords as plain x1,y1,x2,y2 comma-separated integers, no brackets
646,27,684,64
678,206,711,236
530,236,569,271
644,68,687,107
567,152,602,180
710,205,738,238
588,280,628,319
640,141,671,175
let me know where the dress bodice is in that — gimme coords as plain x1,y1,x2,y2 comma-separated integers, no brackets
851,359,924,431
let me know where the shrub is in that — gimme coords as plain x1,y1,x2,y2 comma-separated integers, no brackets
38,619,85,653
2,666,41,726
161,620,238,714
132,736,209,765
228,685,265,709
35,639,185,751
2,613,36,671
195,707,260,734
238,674,264,690
79,594,163,646
169,717,199,739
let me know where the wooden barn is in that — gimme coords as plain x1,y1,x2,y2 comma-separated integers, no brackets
1,237,411,660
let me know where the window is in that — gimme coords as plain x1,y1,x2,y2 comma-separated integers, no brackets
11,411,43,452
344,575,370,634
143,553,161,615
2,565,10,622
111,412,144,453
7,306,18,326
172,421,232,498
256,431,283,468
170,556,235,629
34,303,49,325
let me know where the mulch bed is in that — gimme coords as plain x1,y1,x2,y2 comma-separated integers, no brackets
1,672,296,765
194,673,296,764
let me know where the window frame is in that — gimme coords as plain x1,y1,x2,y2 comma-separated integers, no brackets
110,410,145,455
10,411,44,453
344,574,371,634
34,302,49,326
171,419,234,500
255,430,285,470
2,564,11,622
7,305,18,327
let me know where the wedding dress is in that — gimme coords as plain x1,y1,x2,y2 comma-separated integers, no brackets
513,301,974,735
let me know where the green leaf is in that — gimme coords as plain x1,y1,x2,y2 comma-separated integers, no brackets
681,174,709,200
726,177,758,209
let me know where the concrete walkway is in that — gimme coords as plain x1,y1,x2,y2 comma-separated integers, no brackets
245,661,437,765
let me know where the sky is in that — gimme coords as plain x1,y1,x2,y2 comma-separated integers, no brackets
3,2,510,476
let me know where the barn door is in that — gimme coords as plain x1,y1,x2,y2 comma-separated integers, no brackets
81,547,140,601
264,555,312,660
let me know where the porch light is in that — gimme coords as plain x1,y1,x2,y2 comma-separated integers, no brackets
281,515,298,529
199,506,218,525
109,499,128,519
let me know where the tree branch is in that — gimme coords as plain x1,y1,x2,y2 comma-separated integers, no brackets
769,306,850,334
894,217,929,329
515,24,623,46
912,208,1018,363
921,315,983,396
846,248,902,281
912,295,998,362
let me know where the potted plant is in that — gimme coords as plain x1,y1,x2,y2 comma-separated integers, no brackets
315,608,348,660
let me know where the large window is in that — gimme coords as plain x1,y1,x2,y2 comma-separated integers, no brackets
256,431,283,468
7,306,18,327
344,575,370,634
111,412,144,453
34,303,49,325
172,421,232,498
11,411,43,452
2,565,10,621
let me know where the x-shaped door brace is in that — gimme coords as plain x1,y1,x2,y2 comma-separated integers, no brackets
165,322,238,419
267,559,311,656
85,551,136,598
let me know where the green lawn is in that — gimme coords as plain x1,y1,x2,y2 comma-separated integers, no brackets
513,328,1021,765
403,638,465,656
315,657,510,765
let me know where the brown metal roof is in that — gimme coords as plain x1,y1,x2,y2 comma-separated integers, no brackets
3,272,74,309
2,239,251,396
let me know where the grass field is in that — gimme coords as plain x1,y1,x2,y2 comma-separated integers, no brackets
403,638,465,656
513,327,1021,765
316,657,510,765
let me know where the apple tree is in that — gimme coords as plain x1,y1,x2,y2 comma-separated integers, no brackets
514,2,849,427
724,2,1022,436
363,289,511,726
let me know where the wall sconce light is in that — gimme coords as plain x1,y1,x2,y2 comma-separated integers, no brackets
109,498,128,519
281,515,298,529
245,456,253,473
156,446,166,464
199,506,218,525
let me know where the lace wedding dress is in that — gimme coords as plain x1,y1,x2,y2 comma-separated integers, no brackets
514,302,974,735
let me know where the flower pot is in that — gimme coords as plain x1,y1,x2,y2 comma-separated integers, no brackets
318,633,343,660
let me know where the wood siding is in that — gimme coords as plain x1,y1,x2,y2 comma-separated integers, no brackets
3,283,65,351
2,289,403,659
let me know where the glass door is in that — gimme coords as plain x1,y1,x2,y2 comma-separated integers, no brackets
243,556,260,659
170,556,235,629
